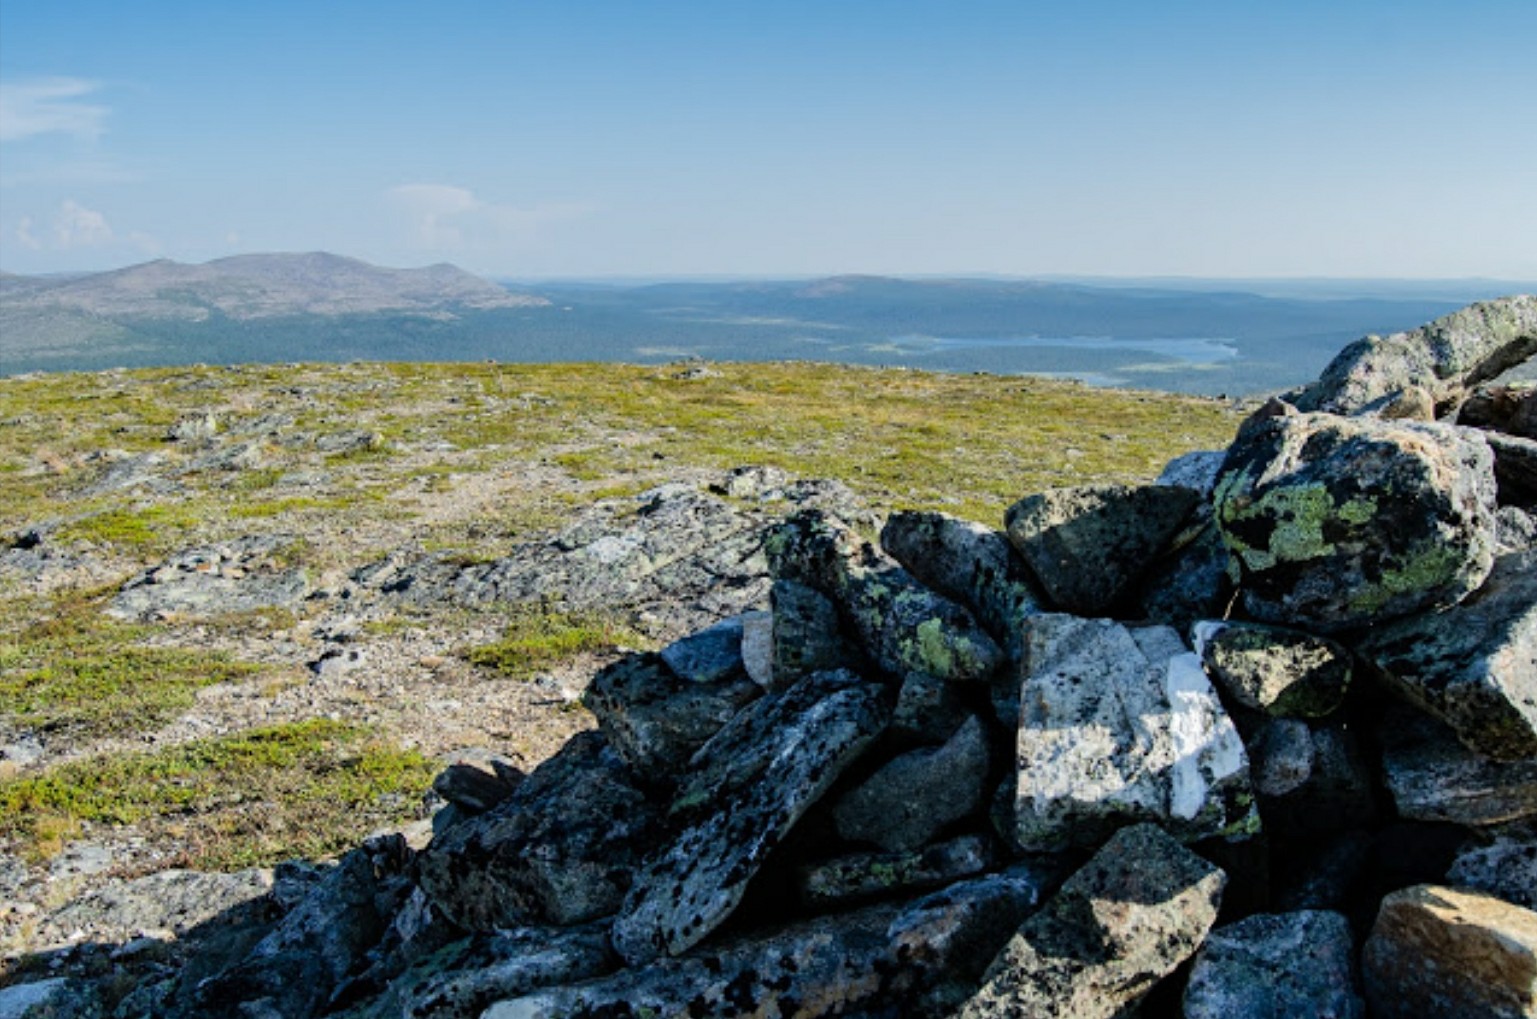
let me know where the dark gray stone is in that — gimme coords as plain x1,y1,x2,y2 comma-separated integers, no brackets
798,834,995,909
880,509,1046,659
1449,825,1537,910
430,749,523,815
1460,382,1537,439
1004,483,1201,615
1358,550,1537,760
1137,521,1236,632
1157,449,1229,496
955,824,1226,1019
768,579,856,688
1193,619,1353,718
612,675,890,963
1183,910,1364,1019
582,652,761,777
1379,706,1537,827
658,615,747,683
832,715,990,852
417,731,661,931
1214,412,1498,632
1489,431,1537,506
890,669,972,744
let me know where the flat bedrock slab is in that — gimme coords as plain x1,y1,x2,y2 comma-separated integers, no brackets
1363,884,1537,1019
1004,483,1201,616
1214,412,1498,632
955,823,1226,1019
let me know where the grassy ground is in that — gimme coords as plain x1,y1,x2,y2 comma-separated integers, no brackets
0,360,1241,872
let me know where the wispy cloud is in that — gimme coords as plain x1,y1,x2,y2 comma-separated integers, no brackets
0,78,108,143
386,183,594,249
10,199,157,254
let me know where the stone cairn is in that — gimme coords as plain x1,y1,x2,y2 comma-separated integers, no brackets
38,298,1537,1018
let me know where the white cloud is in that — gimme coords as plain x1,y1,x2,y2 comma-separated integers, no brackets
15,216,41,250
0,78,108,143
53,199,114,249
386,183,594,250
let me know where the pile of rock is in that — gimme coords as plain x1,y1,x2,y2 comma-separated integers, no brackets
7,297,1535,1018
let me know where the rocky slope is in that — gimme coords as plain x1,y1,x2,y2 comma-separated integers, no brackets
2,298,1535,1017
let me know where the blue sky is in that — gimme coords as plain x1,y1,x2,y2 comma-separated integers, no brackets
2,1,1534,279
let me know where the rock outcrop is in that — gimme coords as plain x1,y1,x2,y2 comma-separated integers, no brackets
13,296,1537,1018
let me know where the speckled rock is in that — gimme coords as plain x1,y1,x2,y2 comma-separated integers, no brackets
106,534,312,621
798,834,995,909
890,669,972,743
832,714,990,852
1137,521,1236,632
0,979,103,1019
1004,483,1202,615
190,836,415,1019
1214,412,1498,632
582,651,761,777
1157,449,1229,495
417,731,661,931
658,615,747,683
1379,706,1537,827
1449,830,1537,915
1461,382,1537,440
1183,910,1364,1019
1193,619,1353,718
767,579,856,688
351,924,615,1019
1010,615,1256,852
1362,884,1537,1019
955,823,1226,1019
611,675,890,963
880,509,1046,659
765,509,1003,684
1358,550,1537,759
1290,295,1537,416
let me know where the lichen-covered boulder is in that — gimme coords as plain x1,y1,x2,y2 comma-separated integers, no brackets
417,731,662,931
1358,550,1537,760
1010,616,1256,852
955,824,1226,1019
1004,483,1201,616
583,651,761,777
765,510,1003,684
1183,910,1364,1019
831,714,990,852
1362,884,1537,1019
1290,295,1537,416
611,674,890,964
880,509,1046,658
767,579,857,688
1193,619,1353,718
1214,412,1498,632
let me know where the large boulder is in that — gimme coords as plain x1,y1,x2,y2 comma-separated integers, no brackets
611,673,890,963
417,731,662,931
1290,295,1537,416
1009,616,1255,852
1004,483,1201,615
955,824,1226,1019
1214,412,1498,632
1378,706,1537,827
1358,550,1537,760
1362,884,1537,1019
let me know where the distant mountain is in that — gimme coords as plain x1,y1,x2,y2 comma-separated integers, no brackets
0,252,547,321
3,257,1527,396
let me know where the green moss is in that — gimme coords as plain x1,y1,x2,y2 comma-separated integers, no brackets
57,503,204,552
466,603,652,679
0,719,436,867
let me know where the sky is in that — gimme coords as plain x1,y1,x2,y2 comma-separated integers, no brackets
1,1,1534,280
